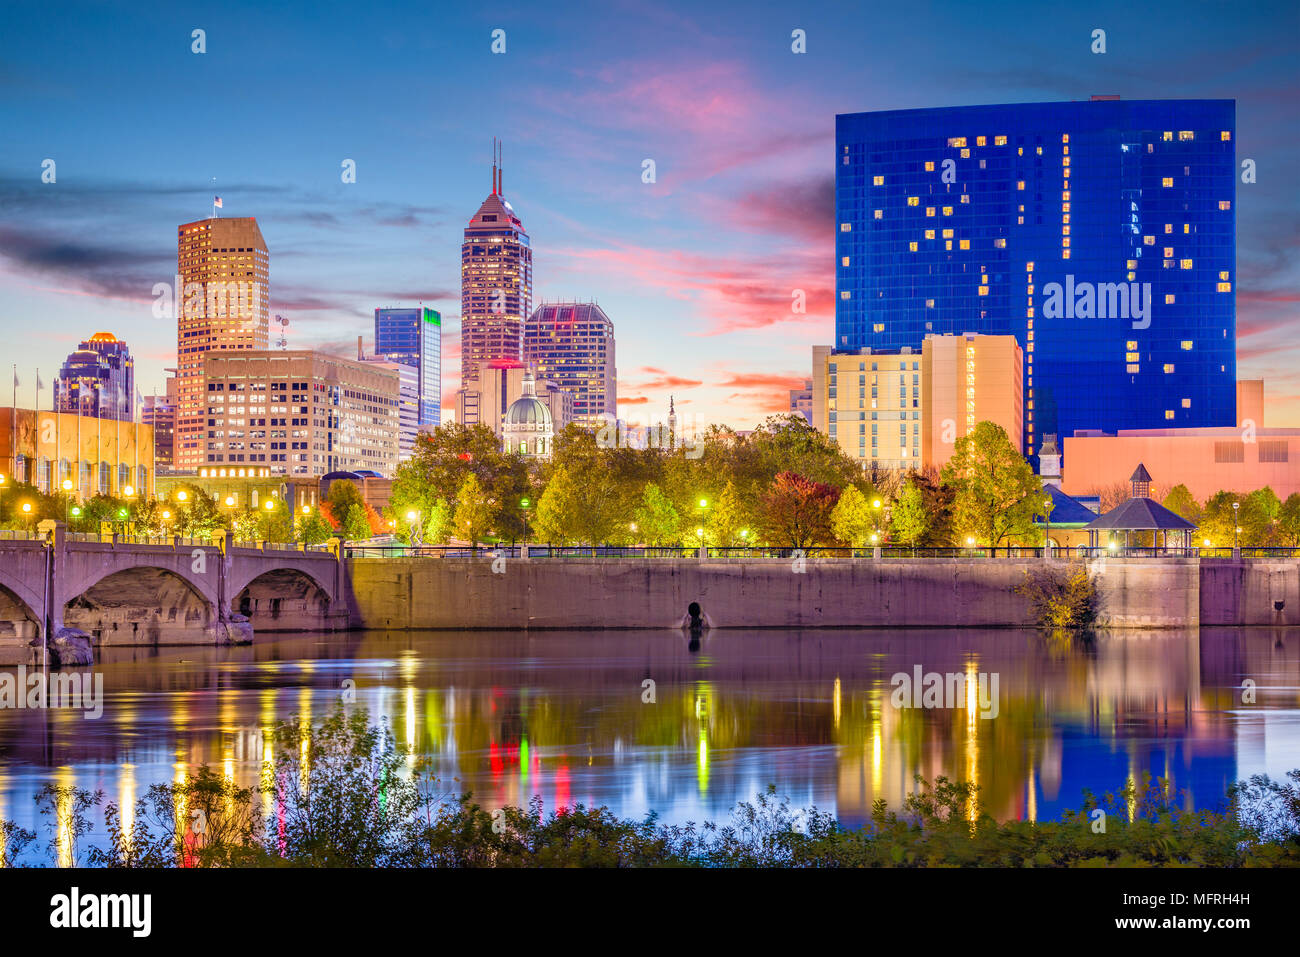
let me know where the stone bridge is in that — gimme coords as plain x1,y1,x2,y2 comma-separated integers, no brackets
0,523,347,665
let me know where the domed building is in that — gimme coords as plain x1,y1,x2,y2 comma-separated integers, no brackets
501,370,553,458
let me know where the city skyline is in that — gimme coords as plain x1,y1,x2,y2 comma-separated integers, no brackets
1,0,1297,430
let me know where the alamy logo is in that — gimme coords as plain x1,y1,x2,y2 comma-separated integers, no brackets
0,667,103,718
890,666,1000,719
50,887,151,937
1041,275,1152,329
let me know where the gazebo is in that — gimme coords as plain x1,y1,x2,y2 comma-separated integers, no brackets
1082,464,1196,553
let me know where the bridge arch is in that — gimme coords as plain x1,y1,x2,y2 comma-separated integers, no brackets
230,566,335,632
0,579,41,642
63,565,217,647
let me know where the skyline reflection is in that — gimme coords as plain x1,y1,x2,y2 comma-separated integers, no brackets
0,627,1297,863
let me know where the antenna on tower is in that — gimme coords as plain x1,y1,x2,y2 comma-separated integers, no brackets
498,140,503,195
492,137,498,194
273,314,289,350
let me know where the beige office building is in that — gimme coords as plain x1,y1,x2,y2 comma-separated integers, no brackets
921,334,1023,468
456,359,572,439
202,351,400,477
812,333,1023,471
175,216,270,470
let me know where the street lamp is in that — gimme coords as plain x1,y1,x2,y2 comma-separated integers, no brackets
62,478,73,525
518,497,532,543
224,495,237,530
1233,501,1241,551
21,501,33,530
1043,496,1053,555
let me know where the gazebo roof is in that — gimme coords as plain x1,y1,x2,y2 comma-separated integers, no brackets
1083,497,1196,532
1130,463,1153,483
1031,484,1099,527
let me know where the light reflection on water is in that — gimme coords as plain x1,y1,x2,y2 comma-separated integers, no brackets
0,626,1298,864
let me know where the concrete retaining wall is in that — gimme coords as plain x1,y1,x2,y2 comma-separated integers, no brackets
345,557,1208,631
1200,560,1299,627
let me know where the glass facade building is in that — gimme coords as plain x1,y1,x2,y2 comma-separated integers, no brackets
55,332,135,421
836,99,1236,457
374,306,442,428
525,301,616,428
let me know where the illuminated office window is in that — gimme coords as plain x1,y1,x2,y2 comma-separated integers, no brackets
1162,177,1174,187
872,175,884,185
1221,130,1231,141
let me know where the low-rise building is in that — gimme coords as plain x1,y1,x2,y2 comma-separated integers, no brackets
0,408,155,498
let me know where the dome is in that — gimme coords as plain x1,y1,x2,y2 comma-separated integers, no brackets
505,395,551,426
504,370,552,427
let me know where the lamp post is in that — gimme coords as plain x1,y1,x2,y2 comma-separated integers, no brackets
1233,501,1241,555
405,508,421,546
62,478,73,525
1043,496,1053,558
21,501,33,531
519,497,532,544
224,495,237,531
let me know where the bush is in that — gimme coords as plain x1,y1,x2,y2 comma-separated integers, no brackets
1016,562,1097,630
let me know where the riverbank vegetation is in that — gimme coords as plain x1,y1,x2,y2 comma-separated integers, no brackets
2,706,1297,868
5,416,1298,550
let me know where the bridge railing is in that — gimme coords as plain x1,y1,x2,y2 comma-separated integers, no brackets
0,529,39,541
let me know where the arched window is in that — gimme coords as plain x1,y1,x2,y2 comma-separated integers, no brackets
98,462,110,494
136,464,147,494
117,463,129,493
14,454,27,483
37,456,50,492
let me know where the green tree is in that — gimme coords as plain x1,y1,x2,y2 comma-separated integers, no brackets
890,483,931,546
708,480,751,547
342,502,373,541
1278,493,1300,546
633,482,680,545
830,485,877,547
534,464,627,545
453,473,494,546
296,507,333,545
1162,484,1201,525
758,471,840,549
940,421,1040,546
327,480,365,518
256,501,295,543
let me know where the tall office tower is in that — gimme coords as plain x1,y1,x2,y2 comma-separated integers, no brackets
54,332,135,420
374,306,441,428
175,216,270,470
836,99,1236,457
461,142,532,390
525,301,616,427
202,350,400,477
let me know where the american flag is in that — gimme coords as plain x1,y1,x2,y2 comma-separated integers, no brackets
213,196,223,208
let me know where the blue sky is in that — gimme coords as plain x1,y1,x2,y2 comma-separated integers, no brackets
1,0,1297,427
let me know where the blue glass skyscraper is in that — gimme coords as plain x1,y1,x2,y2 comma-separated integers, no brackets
836,99,1236,456
374,306,441,428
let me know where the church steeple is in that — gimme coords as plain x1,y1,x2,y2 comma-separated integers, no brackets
667,395,677,433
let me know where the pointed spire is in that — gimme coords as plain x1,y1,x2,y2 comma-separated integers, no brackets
491,137,498,195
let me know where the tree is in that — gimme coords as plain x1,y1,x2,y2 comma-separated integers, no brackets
534,464,627,545
940,421,1040,546
1278,493,1300,546
1162,484,1201,525
757,471,840,549
296,507,333,545
421,498,451,545
453,473,494,546
830,485,877,547
326,480,366,520
890,483,931,546
708,480,751,547
633,483,679,546
342,503,372,541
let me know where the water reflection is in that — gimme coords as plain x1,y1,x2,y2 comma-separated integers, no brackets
0,627,1297,863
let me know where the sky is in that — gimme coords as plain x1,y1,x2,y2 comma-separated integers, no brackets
1,0,1297,430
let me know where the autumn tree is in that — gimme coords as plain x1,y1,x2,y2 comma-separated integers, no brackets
296,507,333,545
758,471,840,549
940,421,1040,546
